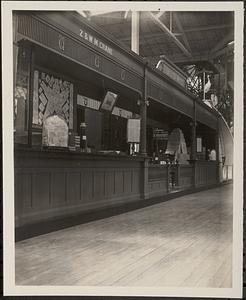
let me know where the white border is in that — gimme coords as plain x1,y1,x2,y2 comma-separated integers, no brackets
2,1,244,298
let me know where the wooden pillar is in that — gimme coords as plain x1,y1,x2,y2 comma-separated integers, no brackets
224,55,228,91
216,115,220,183
191,99,197,161
131,11,140,54
13,14,18,92
141,158,149,199
191,99,197,187
139,63,147,156
27,46,35,147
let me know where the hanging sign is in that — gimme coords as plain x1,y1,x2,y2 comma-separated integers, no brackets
100,91,118,112
196,137,202,153
127,119,140,143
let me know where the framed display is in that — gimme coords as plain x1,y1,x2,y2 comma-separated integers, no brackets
100,91,118,112
42,114,68,147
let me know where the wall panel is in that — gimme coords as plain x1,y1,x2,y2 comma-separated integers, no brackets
32,172,50,209
15,149,143,227
51,172,66,207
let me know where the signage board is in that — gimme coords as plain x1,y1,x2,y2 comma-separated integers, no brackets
153,129,168,140
100,91,118,112
196,137,202,152
79,28,113,55
127,119,140,143
42,115,68,147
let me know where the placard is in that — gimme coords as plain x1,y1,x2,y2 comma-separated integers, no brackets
153,128,168,140
42,115,68,147
127,118,140,143
100,91,118,112
196,137,202,152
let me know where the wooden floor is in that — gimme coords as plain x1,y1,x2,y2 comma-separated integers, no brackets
15,184,233,287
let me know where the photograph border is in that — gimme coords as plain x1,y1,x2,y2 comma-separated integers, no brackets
2,1,244,298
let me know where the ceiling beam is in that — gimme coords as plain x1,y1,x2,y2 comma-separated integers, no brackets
172,12,192,53
210,30,234,54
89,11,118,17
131,11,140,54
148,12,192,57
111,24,234,44
119,31,181,42
143,52,212,65
104,23,233,42
143,40,234,65
124,10,130,19
155,11,166,19
77,11,89,18
182,23,233,33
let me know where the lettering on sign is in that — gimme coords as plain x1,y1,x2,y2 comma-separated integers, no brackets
79,29,113,55
153,129,169,140
58,34,65,51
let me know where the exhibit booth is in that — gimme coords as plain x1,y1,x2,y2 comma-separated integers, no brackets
13,11,230,240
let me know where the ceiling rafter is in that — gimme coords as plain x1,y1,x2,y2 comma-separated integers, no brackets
89,11,119,17
210,29,234,54
119,31,182,43
172,12,192,53
182,23,233,33
155,11,166,19
101,23,233,40
77,11,89,18
148,12,192,58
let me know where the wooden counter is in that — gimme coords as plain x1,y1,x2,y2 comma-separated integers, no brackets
15,148,221,240
15,148,145,228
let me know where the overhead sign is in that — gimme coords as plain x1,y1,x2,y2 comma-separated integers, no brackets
79,28,113,55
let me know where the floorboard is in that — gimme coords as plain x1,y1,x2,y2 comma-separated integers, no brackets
15,184,233,287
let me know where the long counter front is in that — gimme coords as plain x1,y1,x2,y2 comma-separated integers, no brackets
15,148,221,240
15,148,145,228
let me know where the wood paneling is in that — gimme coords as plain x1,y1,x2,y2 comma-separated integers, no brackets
67,172,81,204
195,162,218,186
148,165,168,181
148,165,168,197
82,170,94,203
15,148,221,233
179,165,193,188
32,172,50,209
15,171,32,214
15,149,143,227
51,172,66,207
